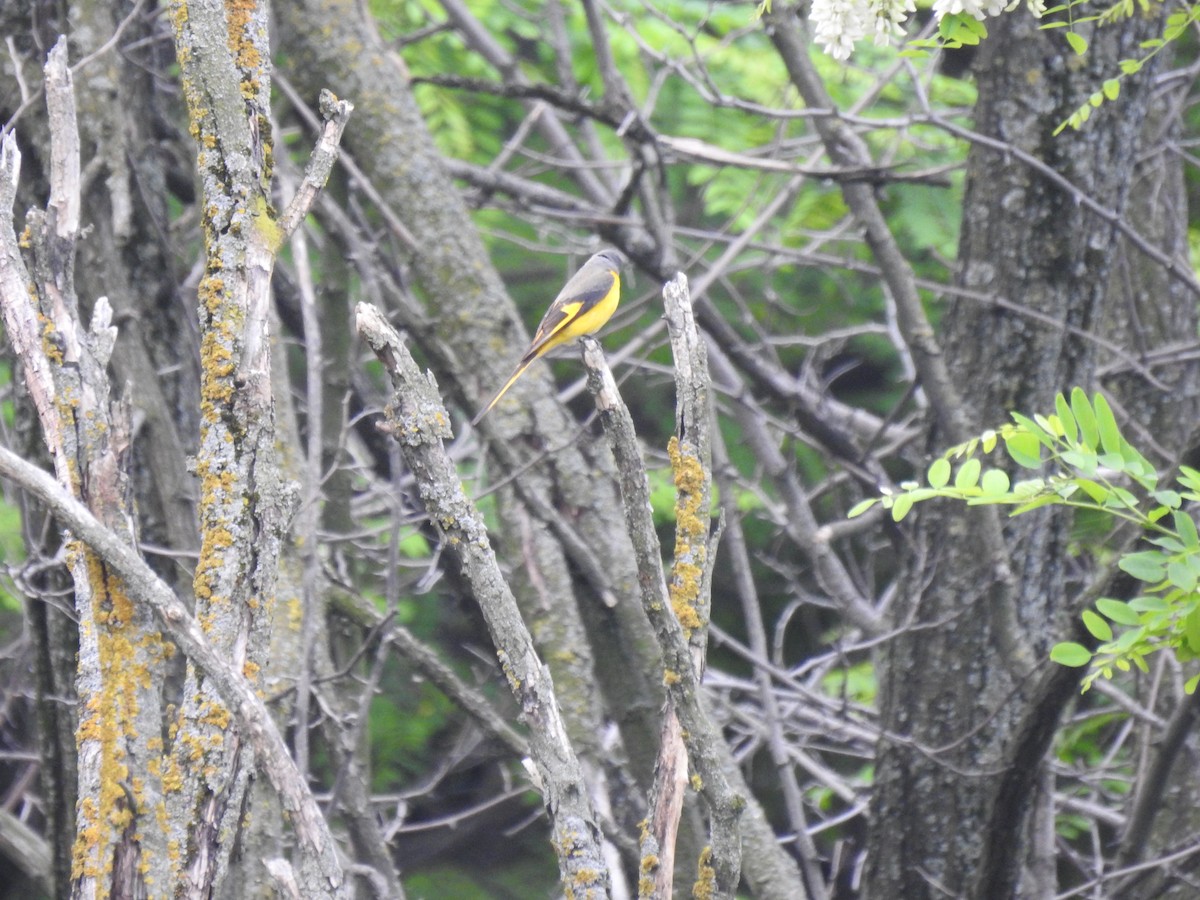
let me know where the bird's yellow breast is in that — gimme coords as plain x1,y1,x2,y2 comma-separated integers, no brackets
537,271,620,356
559,272,620,342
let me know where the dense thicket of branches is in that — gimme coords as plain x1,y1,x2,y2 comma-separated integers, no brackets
1,1,1199,898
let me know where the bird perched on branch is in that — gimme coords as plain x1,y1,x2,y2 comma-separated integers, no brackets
472,248,625,425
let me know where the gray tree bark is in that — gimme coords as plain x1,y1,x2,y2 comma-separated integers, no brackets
866,12,1200,899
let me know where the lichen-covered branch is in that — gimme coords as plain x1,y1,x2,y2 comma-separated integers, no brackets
663,274,715,663
165,1,351,892
0,445,347,897
0,41,171,896
355,301,610,898
580,331,743,898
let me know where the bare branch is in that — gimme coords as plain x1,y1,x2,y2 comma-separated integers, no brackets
355,301,610,896
277,89,354,242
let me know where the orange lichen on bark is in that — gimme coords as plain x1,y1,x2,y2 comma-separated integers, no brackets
71,546,166,883
691,846,716,900
667,436,708,636
223,0,262,78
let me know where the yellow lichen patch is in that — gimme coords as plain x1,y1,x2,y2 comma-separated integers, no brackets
569,869,601,896
71,797,102,880
223,0,262,74
497,651,522,692
199,330,235,411
199,328,234,377
663,669,680,686
250,193,282,252
167,0,187,34
692,846,716,900
160,757,183,794
207,526,234,551
667,436,709,638
193,549,220,604
638,851,660,897
198,700,231,730
690,773,703,791
197,274,226,316
243,660,260,682
670,562,704,634
39,314,63,364
72,548,159,885
197,608,219,634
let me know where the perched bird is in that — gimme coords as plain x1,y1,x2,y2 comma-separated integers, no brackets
472,248,624,425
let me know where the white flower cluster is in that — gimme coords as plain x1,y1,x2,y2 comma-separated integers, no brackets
809,0,1043,59
810,0,915,60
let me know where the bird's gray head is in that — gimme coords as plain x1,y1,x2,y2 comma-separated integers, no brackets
596,248,626,270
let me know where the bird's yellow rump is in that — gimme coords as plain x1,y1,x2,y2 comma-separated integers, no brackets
472,249,624,425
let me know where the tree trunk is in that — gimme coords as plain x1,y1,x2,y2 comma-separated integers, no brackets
865,12,1200,899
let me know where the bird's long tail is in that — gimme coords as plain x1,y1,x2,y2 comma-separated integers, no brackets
471,355,536,425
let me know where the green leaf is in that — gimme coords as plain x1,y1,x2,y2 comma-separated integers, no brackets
1012,478,1047,498
1097,452,1125,472
1129,596,1170,612
1005,431,1043,469
1113,628,1143,653
1071,387,1099,449
981,430,997,453
1073,478,1110,504
928,458,951,489
1179,466,1200,493
1065,31,1088,54
1011,413,1055,448
1175,510,1200,549
1168,560,1197,592
1055,393,1078,444
1121,444,1157,485
981,468,1010,496
1186,606,1200,654
1010,495,1059,516
1102,79,1120,101
1106,487,1139,510
1093,393,1120,454
955,457,982,490
1119,551,1167,582
1151,535,1187,553
1186,673,1200,694
847,498,878,518
891,493,914,522
1096,598,1141,626
1155,490,1183,509
1118,58,1142,75
1051,642,1093,667
1082,610,1113,641
1165,16,1188,40
1061,448,1098,475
